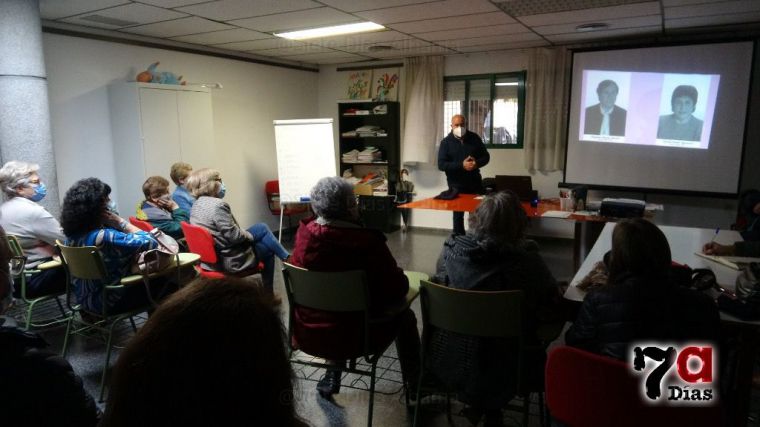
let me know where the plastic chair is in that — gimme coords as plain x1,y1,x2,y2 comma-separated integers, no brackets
6,235,68,330
180,222,260,279
128,216,153,232
545,346,721,427
57,242,181,402
265,180,308,230
282,262,401,427
413,280,541,427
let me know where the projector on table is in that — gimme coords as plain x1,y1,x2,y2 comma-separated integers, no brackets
600,198,645,218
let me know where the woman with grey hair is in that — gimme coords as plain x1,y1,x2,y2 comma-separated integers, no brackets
186,168,289,297
290,176,420,398
0,161,66,298
430,190,561,425
309,176,357,220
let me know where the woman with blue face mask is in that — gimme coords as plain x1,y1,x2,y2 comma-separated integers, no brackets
185,168,289,302
0,161,67,299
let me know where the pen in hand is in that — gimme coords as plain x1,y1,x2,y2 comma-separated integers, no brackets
710,227,720,244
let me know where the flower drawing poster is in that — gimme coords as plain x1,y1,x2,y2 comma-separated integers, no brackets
372,68,400,101
346,70,371,99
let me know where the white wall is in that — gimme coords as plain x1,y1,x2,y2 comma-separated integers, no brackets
43,33,319,229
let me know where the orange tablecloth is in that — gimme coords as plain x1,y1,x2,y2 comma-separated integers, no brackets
398,194,605,223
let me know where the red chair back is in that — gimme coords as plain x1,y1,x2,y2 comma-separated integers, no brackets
129,216,153,232
180,222,226,279
545,346,720,427
265,180,308,216
265,180,282,215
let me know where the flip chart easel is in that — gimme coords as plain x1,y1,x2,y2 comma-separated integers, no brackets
273,118,337,241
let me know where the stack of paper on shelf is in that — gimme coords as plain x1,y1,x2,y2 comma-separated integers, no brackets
342,149,359,162
357,147,382,162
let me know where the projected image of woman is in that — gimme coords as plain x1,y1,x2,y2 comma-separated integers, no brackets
584,80,627,137
657,85,703,141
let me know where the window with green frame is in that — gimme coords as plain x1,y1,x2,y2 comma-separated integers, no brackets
443,72,526,149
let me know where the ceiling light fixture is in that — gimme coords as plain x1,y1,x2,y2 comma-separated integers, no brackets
274,22,385,40
575,23,610,32
495,82,518,86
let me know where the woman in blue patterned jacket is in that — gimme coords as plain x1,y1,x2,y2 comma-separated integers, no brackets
61,178,176,315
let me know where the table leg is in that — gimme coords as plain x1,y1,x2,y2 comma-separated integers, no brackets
573,221,605,272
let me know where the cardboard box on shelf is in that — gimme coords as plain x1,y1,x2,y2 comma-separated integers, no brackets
354,183,374,196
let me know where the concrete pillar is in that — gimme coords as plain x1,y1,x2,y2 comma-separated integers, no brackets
0,0,60,216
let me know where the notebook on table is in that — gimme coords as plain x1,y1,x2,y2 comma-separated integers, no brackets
695,252,760,270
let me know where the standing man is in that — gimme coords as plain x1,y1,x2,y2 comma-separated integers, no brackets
438,114,490,235
584,80,627,136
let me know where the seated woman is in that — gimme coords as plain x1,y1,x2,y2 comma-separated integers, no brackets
290,176,420,398
61,178,176,315
566,218,720,360
170,162,195,213
0,161,66,298
185,168,288,294
135,176,188,239
430,190,561,425
100,278,306,427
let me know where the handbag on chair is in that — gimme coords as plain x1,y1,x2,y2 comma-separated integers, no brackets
130,229,180,275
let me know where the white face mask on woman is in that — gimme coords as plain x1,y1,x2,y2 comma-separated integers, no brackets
453,126,466,138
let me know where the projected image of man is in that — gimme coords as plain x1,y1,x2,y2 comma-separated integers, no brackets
584,80,627,136
657,85,703,142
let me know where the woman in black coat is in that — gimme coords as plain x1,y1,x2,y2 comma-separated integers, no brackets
565,218,720,360
430,191,561,425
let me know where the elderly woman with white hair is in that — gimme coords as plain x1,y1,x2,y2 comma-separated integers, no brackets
0,161,66,298
186,168,289,296
290,176,420,398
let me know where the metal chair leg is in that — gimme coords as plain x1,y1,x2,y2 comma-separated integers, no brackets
55,297,67,317
61,315,75,357
367,363,377,427
99,320,119,402
412,369,425,427
446,393,453,424
23,299,37,330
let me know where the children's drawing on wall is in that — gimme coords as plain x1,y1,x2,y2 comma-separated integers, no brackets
346,71,371,99
372,68,400,101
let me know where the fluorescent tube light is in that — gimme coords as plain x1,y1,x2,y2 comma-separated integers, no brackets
274,22,385,40
495,82,518,86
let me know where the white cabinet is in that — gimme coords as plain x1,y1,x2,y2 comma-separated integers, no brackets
108,82,215,213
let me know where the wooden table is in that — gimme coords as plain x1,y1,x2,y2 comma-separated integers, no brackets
399,194,608,269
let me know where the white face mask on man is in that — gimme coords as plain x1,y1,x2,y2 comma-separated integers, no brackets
452,126,466,138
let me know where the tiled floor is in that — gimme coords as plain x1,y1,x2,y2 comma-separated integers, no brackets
15,227,757,426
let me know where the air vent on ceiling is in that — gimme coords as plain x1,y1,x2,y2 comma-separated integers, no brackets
368,45,394,52
575,23,610,32
79,14,139,27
